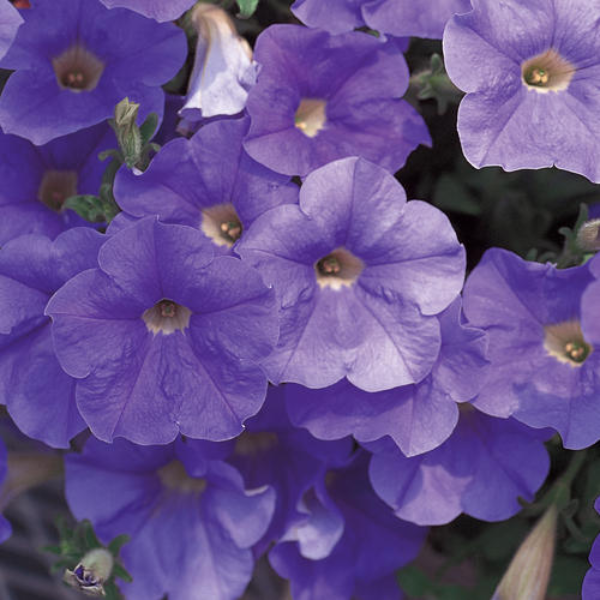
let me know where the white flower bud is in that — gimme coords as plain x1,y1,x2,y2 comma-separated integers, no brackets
63,548,115,597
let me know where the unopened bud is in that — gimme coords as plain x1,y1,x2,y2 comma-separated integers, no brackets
576,219,600,252
64,548,114,597
112,98,142,168
492,505,557,600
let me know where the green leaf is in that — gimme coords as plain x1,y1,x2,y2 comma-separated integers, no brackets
64,195,107,223
103,581,122,600
108,534,130,557
83,520,101,549
236,0,259,18
112,563,133,583
139,112,159,146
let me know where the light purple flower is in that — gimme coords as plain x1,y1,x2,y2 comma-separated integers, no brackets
179,4,256,121
293,0,471,39
0,123,114,245
285,298,488,456
237,157,465,391
229,385,353,556
98,0,196,22
66,436,276,600
444,0,600,182
463,248,600,450
269,452,426,600
244,25,430,177
368,407,550,525
0,228,104,448
0,0,22,60
0,0,186,144
46,218,279,445
114,116,298,253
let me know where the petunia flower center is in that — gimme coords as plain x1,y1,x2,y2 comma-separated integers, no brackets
315,247,364,290
521,49,575,93
142,299,192,335
53,45,105,93
544,320,592,366
201,203,243,247
37,169,78,212
157,460,207,494
234,432,279,456
295,98,327,138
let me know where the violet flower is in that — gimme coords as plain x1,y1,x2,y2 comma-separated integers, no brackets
46,218,279,445
444,0,600,182
237,157,465,391
244,25,430,177
0,123,114,245
269,452,426,600
463,248,600,450
179,4,256,121
583,498,600,600
285,298,488,456
98,0,196,22
292,0,471,39
0,0,186,144
114,116,298,253
0,228,104,448
66,437,276,600
0,0,21,60
368,407,550,526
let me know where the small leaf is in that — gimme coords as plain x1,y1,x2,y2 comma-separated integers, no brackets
64,195,107,223
112,563,133,583
108,535,130,557
83,520,102,549
236,0,259,18
139,112,159,146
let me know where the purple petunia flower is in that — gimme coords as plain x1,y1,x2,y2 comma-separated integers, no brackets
368,407,550,526
46,217,279,445
0,0,21,60
292,0,471,39
463,247,600,450
114,116,298,253
243,25,430,177
0,0,186,145
285,298,488,456
269,451,426,600
444,0,600,182
98,0,196,22
237,157,465,391
229,385,353,556
66,436,276,600
0,228,104,448
583,498,600,600
179,4,256,121
0,123,114,245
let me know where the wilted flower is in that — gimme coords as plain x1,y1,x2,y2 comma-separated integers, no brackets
180,3,255,122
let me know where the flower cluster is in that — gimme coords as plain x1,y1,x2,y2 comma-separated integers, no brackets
0,1,599,599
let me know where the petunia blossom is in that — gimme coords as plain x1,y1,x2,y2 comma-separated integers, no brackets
46,217,279,445
114,116,298,253
0,123,114,245
237,157,465,391
285,298,488,456
0,228,105,448
0,0,186,144
444,0,600,182
463,247,600,449
66,436,276,600
368,407,550,525
292,0,471,39
98,0,196,22
244,25,430,177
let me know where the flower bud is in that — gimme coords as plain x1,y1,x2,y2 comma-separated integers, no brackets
180,3,255,121
112,97,142,168
491,505,557,600
63,548,114,597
